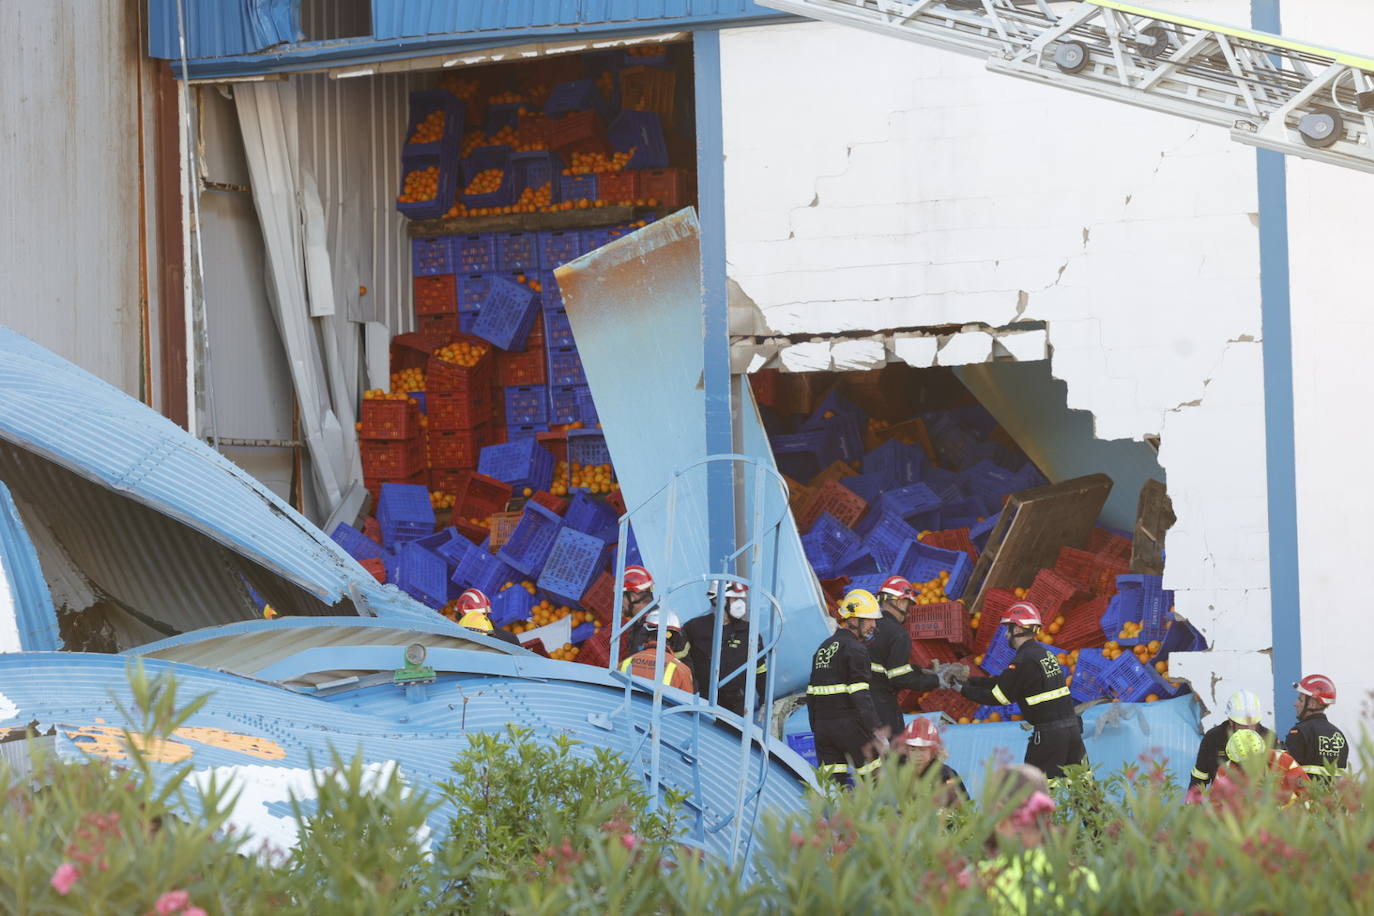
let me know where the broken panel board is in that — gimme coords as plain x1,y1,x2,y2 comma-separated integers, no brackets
1131,478,1175,577
965,474,1113,614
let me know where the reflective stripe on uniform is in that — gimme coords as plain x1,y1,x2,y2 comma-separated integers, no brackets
807,682,870,696
887,664,913,677
871,662,884,674
1301,764,1340,776
1191,767,1210,781
1025,686,1070,706
757,663,768,674
855,757,882,776
819,763,850,775
619,656,681,685
991,684,1011,705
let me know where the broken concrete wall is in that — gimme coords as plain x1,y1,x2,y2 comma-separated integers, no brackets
720,4,1284,726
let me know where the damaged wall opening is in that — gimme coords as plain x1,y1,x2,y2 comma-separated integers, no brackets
751,359,1200,726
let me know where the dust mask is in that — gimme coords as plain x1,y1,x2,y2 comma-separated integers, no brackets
727,598,746,620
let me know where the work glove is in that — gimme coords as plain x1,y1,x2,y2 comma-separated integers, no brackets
935,662,970,690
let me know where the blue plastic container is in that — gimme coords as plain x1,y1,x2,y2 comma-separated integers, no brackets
574,386,598,425
771,429,840,483
875,482,943,531
571,622,597,644
377,483,435,545
545,308,575,348
840,472,891,505
431,528,473,566
974,705,1019,721
1069,648,1113,702
396,542,452,608
504,385,549,426
491,585,536,627
858,511,921,570
864,439,925,487
397,150,461,221
548,346,587,386
801,512,862,580
510,151,563,202
539,271,565,310
544,79,596,117
330,522,384,562
478,438,556,493
460,157,515,210
506,424,549,441
454,234,498,272
894,539,973,599
496,230,540,272
487,102,522,132
1101,574,1173,645
549,385,580,425
498,501,564,576
564,489,618,543
402,89,464,159
472,277,539,351
568,430,611,468
1155,618,1205,661
1105,654,1182,703
785,732,819,767
983,635,1065,677
538,526,609,603
969,513,1001,551
608,110,669,169
412,237,457,277
558,173,598,204
538,229,585,269
452,545,517,597
457,272,492,312
464,144,511,175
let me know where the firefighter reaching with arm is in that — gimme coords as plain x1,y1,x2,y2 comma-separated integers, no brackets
869,575,940,737
807,589,886,786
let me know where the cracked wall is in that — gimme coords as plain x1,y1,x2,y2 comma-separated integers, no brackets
721,5,1284,726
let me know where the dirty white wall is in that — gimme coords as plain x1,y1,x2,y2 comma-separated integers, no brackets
0,0,151,398
721,4,1293,727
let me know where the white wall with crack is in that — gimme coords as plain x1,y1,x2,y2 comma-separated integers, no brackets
720,3,1291,726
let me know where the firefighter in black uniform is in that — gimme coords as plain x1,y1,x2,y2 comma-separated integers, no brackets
807,588,886,785
958,600,1088,779
1190,689,1273,788
1284,673,1349,780
618,565,656,661
680,580,767,716
869,575,940,736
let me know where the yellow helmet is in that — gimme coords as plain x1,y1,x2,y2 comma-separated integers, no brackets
459,611,494,632
1225,727,1266,764
838,589,882,620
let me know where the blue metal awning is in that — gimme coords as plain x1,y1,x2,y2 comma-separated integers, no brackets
147,0,787,79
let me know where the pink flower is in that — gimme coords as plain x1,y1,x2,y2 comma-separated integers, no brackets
956,869,972,889
50,863,79,896
185,909,207,916
1184,786,1204,805
155,890,191,914
620,833,639,850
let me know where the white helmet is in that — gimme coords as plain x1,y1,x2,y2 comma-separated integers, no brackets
1225,689,1263,727
644,608,682,632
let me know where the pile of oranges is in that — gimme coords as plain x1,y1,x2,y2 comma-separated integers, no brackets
488,91,526,105
430,490,457,510
408,110,446,144
547,644,580,661
398,166,440,203
362,389,414,402
511,183,555,212
461,130,487,157
908,570,952,605
485,124,519,147
390,368,425,392
434,339,487,368
570,463,615,493
564,150,636,175
956,711,1023,725
464,169,505,196
550,461,570,497
438,75,479,104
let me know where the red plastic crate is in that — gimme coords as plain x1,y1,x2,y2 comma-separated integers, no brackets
604,488,626,518
361,437,426,478
452,517,490,545
536,430,568,465
360,399,421,440
516,114,551,150
489,511,522,550
526,313,546,347
905,601,973,648
909,637,961,669
364,470,427,507
418,314,458,337
425,337,494,395
428,387,493,431
797,478,868,532
390,332,445,372
974,588,1018,654
598,170,638,204
363,516,382,544
550,110,608,156
428,424,492,470
414,274,457,316
580,570,614,625
920,528,979,564
1054,546,1129,596
918,688,979,723
360,557,387,583
529,490,569,514
638,168,687,209
496,345,547,386
1026,569,1091,620
1053,595,1111,651
620,66,676,123
437,470,512,519
576,626,612,668
1088,528,1134,565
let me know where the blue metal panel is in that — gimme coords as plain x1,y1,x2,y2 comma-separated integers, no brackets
0,481,60,651
0,651,811,860
1250,0,1301,732
147,0,300,61
371,0,778,39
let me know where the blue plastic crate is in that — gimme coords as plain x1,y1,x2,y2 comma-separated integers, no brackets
864,439,925,487
558,173,598,204
498,501,564,575
564,489,618,543
457,272,493,312
507,423,549,441
857,511,921,570
571,622,597,644
549,385,580,425
875,482,943,531
771,429,840,483
510,151,563,201
412,237,457,276
568,430,611,467
330,522,384,562
840,471,891,505
504,385,549,426
585,224,633,250
495,231,539,272
459,310,480,333
460,161,515,210
491,585,536,627
431,528,473,566
453,546,518,597
464,144,511,175
538,230,585,269
539,271,565,310
544,78,597,116
397,151,461,221
479,438,556,493
785,732,819,767
548,346,587,386
488,102,522,131
608,110,669,169
408,391,427,414
472,277,539,351
803,412,864,465
403,89,464,159
1069,648,1113,702
1101,574,1173,644
801,512,862,580
377,483,435,529
961,459,1035,505
396,542,453,608
574,386,598,425
894,539,973,600
983,634,1065,677
969,513,1000,551
974,705,1019,721
1155,618,1205,661
454,234,498,272
805,389,867,429
538,526,609,603
1105,654,1181,703
545,308,575,348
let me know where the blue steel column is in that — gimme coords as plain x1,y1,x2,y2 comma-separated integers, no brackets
1251,0,1301,729
695,29,735,570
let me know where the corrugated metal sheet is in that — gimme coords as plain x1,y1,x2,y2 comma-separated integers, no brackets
0,651,811,860
148,0,300,61
0,2,146,396
0,482,59,651
370,0,779,39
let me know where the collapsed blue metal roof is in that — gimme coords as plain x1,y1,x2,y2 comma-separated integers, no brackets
146,0,786,78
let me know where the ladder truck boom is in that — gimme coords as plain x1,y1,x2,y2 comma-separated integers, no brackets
758,0,1374,174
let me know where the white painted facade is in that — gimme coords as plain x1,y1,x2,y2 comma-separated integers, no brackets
721,2,1373,731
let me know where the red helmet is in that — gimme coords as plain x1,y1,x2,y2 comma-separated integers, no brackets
901,717,943,748
879,575,914,599
725,581,749,598
1295,674,1336,706
623,565,654,593
1001,601,1043,629
458,588,491,613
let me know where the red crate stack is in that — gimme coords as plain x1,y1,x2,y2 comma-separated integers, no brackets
1052,594,1111,651
797,478,868,532
638,168,688,209
1054,545,1129,596
920,528,979,564
598,170,638,204
414,274,457,315
1025,569,1091,620
973,588,1018,655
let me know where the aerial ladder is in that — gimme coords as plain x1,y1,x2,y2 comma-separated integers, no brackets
758,0,1374,174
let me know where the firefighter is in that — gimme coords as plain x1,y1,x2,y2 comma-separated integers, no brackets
456,588,521,646
681,581,767,716
618,608,696,693
619,564,656,660
869,575,940,736
1283,674,1349,779
1189,689,1273,788
893,717,968,805
957,600,1088,779
807,588,886,785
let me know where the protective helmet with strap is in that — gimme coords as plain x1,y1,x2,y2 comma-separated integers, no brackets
458,588,492,613
1295,674,1336,706
838,589,882,620
879,575,914,599
1225,689,1264,726
645,608,682,632
623,565,655,594
901,717,943,748
1001,601,1043,629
